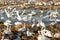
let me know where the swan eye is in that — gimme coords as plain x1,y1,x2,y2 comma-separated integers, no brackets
45,31,47,33
40,31,41,34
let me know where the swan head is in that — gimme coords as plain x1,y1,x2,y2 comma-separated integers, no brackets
4,20,11,26
40,10,44,14
7,6,12,10
41,29,53,37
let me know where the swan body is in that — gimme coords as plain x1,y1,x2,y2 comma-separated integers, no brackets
15,22,22,25
54,33,60,38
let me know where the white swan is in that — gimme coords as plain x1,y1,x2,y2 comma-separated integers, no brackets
56,19,60,22
27,29,34,36
15,21,22,25
28,14,32,22
3,39,10,40
36,23,40,27
4,20,11,27
16,11,22,21
1,35,4,40
0,16,4,20
35,2,42,5
31,10,36,15
32,19,35,28
18,23,26,32
28,0,36,4
7,6,12,10
37,29,53,40
22,15,28,21
37,12,46,27
11,8,22,21
50,9,58,19
12,9,22,21
39,19,46,28
41,29,53,37
55,2,60,5
4,29,11,34
54,33,60,38
37,34,51,40
12,8,17,12
49,9,59,25
36,19,40,27
4,9,11,18
21,9,26,15
37,17,45,27
4,20,12,34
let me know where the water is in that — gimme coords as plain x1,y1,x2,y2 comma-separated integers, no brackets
0,8,60,40
0,8,60,25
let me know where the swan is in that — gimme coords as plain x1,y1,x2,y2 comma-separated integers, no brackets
55,2,60,5
12,10,22,21
56,19,60,22
3,39,10,40
36,14,46,30
40,10,44,14
41,29,53,37
4,20,11,27
22,15,28,21
21,9,26,15
4,9,11,18
37,34,51,40
11,8,17,12
11,8,22,21
1,35,4,40
0,16,4,20
42,9,59,25
28,12,32,16
37,33,51,40
40,21,46,28
40,10,44,17
42,10,52,19
4,29,11,34
35,2,42,5
37,17,45,27
31,19,35,28
42,10,59,22
28,14,32,22
36,19,40,27
27,28,34,36
50,9,58,19
31,10,36,15
49,9,59,25
42,2,47,6
36,23,40,27
16,11,22,21
4,20,12,34
19,10,26,21
2,20,12,40
18,23,26,32
28,0,36,4
54,33,60,38
37,29,53,40
38,18,46,28
14,21,22,25
7,6,12,10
